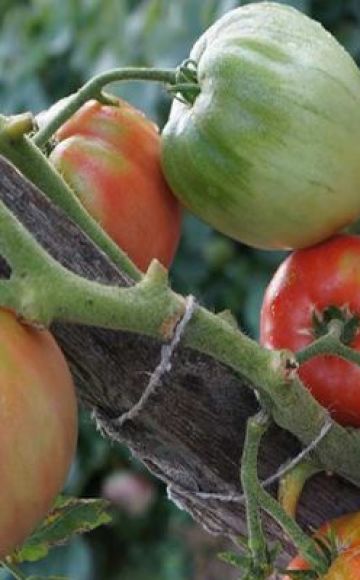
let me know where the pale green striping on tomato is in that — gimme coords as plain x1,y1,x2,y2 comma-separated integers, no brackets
161,2,360,250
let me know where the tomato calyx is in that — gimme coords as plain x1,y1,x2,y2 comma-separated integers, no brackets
168,59,200,105
312,305,360,346
285,527,346,579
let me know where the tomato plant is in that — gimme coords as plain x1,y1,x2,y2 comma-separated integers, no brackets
49,98,181,272
0,309,77,558
284,511,360,579
161,3,360,251
260,235,360,427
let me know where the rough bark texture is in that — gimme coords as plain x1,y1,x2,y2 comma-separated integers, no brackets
1,156,359,563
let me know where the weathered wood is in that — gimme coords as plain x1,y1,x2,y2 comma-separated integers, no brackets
1,156,359,563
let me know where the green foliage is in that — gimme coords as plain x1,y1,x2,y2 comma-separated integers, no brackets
10,497,111,565
1,1,359,578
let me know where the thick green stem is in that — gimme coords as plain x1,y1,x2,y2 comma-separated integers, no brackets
243,414,328,576
240,411,271,577
33,67,177,148
0,117,142,281
1,194,360,490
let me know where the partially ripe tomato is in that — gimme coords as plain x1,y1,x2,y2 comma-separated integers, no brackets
0,309,77,557
49,98,181,272
162,3,360,251
284,512,360,579
260,235,360,427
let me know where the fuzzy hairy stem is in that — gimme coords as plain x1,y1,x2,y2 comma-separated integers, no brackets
243,413,328,575
240,411,272,577
2,156,360,560
0,170,360,493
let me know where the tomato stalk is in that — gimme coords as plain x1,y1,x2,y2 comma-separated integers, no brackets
296,321,360,367
241,412,329,576
33,62,199,149
2,158,360,492
278,460,323,518
240,411,273,578
0,114,142,281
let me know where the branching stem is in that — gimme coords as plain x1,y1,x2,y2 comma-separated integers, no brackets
242,413,329,576
33,67,177,148
296,331,360,367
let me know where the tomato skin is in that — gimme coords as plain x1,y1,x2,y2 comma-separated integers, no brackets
50,98,181,272
161,3,360,250
284,512,360,579
260,235,360,427
0,309,77,557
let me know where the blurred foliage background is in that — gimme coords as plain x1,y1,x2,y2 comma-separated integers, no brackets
0,1,359,578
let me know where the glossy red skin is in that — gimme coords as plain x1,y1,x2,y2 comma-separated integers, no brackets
260,235,360,427
0,309,77,557
50,99,181,272
284,512,360,578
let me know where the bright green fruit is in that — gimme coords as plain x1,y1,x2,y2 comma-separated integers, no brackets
161,2,360,250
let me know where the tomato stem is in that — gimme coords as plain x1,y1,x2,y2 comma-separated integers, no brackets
296,328,360,367
2,162,360,496
0,117,142,281
33,67,178,148
278,460,323,518
240,410,272,577
242,413,329,576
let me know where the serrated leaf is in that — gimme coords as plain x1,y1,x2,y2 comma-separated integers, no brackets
9,496,111,564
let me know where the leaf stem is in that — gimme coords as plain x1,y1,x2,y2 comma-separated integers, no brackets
33,67,177,148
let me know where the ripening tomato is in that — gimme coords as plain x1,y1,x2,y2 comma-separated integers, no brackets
48,98,181,272
162,3,360,251
260,235,360,427
0,309,77,557
284,512,360,579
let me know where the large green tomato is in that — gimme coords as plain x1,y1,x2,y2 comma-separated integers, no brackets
161,2,360,250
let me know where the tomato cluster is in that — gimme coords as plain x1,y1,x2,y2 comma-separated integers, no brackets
3,0,360,571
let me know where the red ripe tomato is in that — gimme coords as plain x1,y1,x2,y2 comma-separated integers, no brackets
260,235,360,427
49,98,181,272
284,512,360,579
0,309,77,557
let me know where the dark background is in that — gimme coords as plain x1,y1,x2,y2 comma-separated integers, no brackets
0,1,359,578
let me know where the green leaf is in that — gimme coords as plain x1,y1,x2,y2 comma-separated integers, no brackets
9,496,111,565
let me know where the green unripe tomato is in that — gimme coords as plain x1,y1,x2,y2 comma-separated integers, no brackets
161,2,360,250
